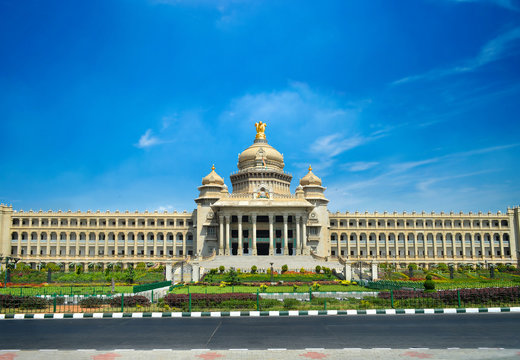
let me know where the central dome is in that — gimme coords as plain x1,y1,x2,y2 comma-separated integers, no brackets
237,122,284,171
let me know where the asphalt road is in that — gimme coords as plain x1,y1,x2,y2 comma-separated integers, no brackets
0,313,519,350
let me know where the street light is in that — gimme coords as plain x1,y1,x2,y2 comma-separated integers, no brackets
270,262,274,283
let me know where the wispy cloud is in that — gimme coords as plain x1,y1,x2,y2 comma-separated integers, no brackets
393,27,520,85
135,129,162,149
343,161,379,172
310,134,367,157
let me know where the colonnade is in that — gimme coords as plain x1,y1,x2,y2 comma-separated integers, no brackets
218,214,307,256
331,231,514,262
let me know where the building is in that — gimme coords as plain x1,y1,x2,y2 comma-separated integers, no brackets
1,122,519,270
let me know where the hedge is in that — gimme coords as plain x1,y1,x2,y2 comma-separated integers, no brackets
164,293,256,307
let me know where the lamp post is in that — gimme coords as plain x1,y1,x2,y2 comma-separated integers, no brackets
270,262,274,283
1,256,21,288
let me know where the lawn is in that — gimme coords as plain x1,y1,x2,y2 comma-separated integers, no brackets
205,272,334,283
170,284,369,294
0,285,134,296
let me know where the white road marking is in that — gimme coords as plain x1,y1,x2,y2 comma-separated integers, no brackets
268,348,287,351
229,348,248,351
191,349,211,351
305,348,325,350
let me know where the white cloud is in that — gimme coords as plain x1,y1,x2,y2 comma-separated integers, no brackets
135,129,161,149
393,27,520,85
310,134,367,157
343,161,379,172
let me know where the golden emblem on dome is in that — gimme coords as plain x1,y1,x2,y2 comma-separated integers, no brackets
255,121,267,140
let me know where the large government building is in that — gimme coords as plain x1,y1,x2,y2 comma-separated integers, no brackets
1,122,519,270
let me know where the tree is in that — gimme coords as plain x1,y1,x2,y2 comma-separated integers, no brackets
251,265,257,274
219,265,225,274
281,264,288,273
225,268,240,285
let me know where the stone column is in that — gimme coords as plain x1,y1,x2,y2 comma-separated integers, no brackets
153,232,158,258
499,233,504,259
219,216,224,255
385,235,389,261
225,215,230,256
296,216,301,255
375,233,380,260
269,214,274,255
65,233,70,259
238,215,243,256
252,214,257,256
283,215,288,255
371,262,378,281
344,263,352,281
182,231,187,258
302,217,307,255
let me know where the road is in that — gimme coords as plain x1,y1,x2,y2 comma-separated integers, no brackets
0,313,519,350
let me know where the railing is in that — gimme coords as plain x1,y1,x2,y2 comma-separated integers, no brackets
133,281,172,293
1,287,519,314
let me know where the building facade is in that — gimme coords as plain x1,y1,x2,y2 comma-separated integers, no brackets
1,122,519,270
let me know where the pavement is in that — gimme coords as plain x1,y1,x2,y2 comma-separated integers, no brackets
1,348,519,360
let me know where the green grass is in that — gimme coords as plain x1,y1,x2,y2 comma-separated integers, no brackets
205,273,333,282
170,284,369,294
0,285,134,296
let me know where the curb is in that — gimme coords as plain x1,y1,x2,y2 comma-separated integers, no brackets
1,307,519,319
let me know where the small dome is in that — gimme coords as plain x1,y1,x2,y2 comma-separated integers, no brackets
202,165,225,185
300,165,322,186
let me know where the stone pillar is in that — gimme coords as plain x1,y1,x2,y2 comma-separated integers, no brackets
283,215,288,255
499,233,504,259
252,214,257,255
238,215,243,255
182,231,187,258
192,264,200,282
166,264,173,281
371,262,378,281
296,216,301,255
269,214,274,256
219,216,224,255
302,218,307,255
225,215,230,256
344,263,352,281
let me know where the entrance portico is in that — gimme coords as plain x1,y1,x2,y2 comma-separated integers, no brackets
214,204,312,256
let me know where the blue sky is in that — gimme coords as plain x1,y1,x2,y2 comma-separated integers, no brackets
1,0,519,213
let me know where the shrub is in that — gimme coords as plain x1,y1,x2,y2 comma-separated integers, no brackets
80,297,105,308
0,295,23,308
300,267,305,274
20,296,48,310
437,263,448,272
424,280,436,291
408,264,418,270
136,262,146,271
283,298,300,309
315,265,321,274
163,293,256,308
425,274,433,281
292,284,298,292
225,268,240,285
281,265,288,273
219,266,225,274
109,295,150,308
251,265,257,274
260,284,268,292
